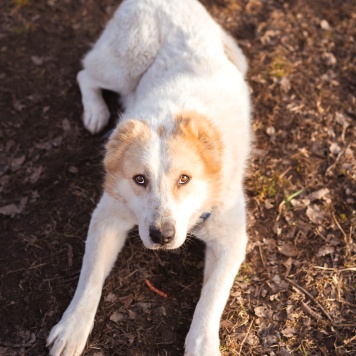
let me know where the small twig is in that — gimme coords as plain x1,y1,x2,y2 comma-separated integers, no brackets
344,334,356,345
332,212,351,255
122,269,138,281
145,279,167,298
178,282,195,293
313,266,356,272
258,244,266,268
286,278,333,323
238,317,254,354
314,228,328,241
301,301,323,321
279,167,292,180
7,263,49,275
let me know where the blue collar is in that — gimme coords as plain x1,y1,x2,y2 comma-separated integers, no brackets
199,212,211,223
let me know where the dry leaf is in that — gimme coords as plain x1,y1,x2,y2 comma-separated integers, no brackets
62,118,71,132
272,274,281,285
13,100,25,111
266,126,275,136
283,257,293,276
118,294,133,309
11,155,25,171
31,56,45,65
320,19,331,30
36,141,52,150
280,77,291,92
52,136,63,147
158,306,166,316
30,166,43,184
303,188,330,205
306,204,325,224
335,112,350,128
264,199,274,210
317,245,335,257
220,319,233,329
0,197,28,217
278,244,299,257
128,310,136,319
260,29,281,45
282,328,295,338
24,235,37,246
69,166,78,174
290,198,304,208
329,142,341,155
105,292,117,303
31,55,51,65
109,311,124,323
254,306,268,318
322,52,336,66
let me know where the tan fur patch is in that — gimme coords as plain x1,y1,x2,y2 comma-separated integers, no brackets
169,111,223,202
104,119,150,196
173,111,223,176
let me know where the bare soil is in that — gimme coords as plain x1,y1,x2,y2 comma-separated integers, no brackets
0,0,355,355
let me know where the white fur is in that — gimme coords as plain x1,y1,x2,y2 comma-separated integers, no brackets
48,0,251,355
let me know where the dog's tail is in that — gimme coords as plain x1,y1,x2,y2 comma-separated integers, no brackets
221,30,248,77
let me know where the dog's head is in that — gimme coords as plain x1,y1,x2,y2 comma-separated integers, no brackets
104,111,222,249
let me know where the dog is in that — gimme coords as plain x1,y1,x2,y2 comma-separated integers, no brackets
47,0,251,354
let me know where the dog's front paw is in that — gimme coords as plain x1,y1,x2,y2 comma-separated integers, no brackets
82,101,110,134
185,331,220,356
47,312,94,356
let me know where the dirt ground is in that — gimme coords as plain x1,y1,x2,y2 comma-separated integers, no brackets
0,0,355,355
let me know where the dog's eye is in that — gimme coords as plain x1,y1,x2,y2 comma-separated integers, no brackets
133,175,146,186
179,175,190,185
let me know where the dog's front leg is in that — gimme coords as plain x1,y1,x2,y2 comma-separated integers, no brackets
185,202,248,356
47,193,134,356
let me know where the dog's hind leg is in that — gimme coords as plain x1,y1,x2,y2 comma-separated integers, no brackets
47,193,135,356
77,0,162,133
186,197,248,355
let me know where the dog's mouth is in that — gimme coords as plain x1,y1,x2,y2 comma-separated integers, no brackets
149,243,175,251
142,239,182,251
145,233,185,250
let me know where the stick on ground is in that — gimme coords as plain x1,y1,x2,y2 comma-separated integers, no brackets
145,279,168,298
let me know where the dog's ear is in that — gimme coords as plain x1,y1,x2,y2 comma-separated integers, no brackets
175,112,223,176
104,119,149,173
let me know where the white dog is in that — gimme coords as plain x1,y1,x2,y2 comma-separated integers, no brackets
47,0,251,354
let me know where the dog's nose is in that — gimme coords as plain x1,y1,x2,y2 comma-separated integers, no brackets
149,224,175,245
